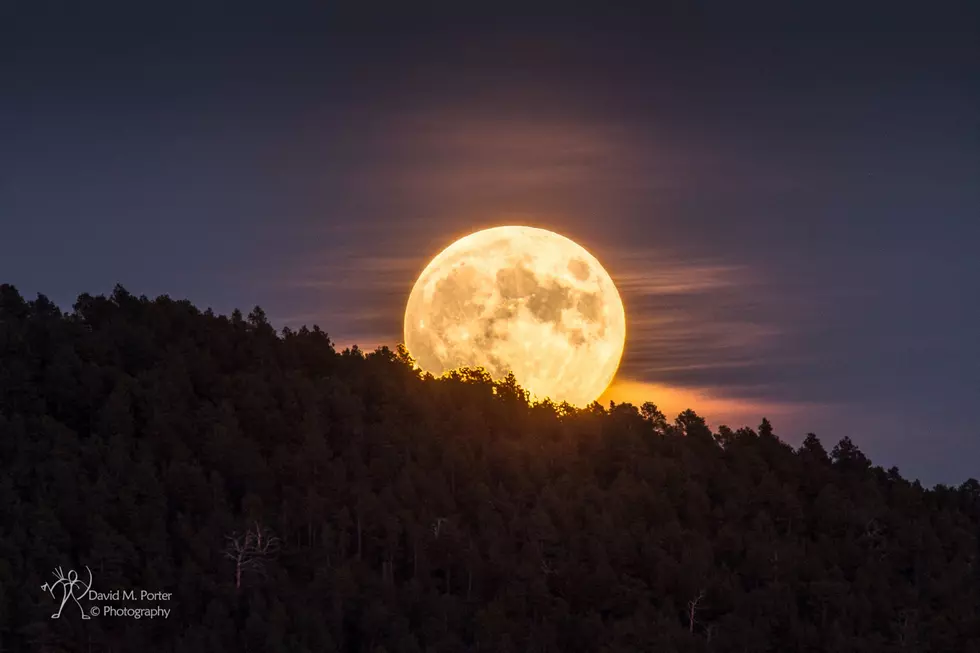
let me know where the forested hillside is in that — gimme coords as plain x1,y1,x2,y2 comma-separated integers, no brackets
1,284,977,652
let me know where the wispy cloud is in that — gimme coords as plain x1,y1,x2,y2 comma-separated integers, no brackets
610,250,744,297
599,378,825,431
373,114,648,194
602,249,788,386
263,108,817,430
289,256,423,291
278,242,791,401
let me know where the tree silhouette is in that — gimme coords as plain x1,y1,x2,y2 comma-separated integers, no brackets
0,283,976,652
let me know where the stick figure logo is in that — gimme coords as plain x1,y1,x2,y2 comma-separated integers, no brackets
41,566,93,619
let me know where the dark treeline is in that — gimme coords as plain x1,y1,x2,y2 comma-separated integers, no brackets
1,284,977,652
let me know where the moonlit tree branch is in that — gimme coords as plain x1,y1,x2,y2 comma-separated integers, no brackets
225,522,280,590
688,589,705,634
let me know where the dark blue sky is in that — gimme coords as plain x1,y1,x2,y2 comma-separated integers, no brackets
3,2,978,484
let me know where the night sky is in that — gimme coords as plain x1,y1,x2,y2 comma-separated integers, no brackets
3,2,978,484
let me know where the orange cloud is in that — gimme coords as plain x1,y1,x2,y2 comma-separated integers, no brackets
599,378,813,431
330,336,393,353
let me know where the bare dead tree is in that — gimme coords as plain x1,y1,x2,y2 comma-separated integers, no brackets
225,521,280,591
688,589,705,633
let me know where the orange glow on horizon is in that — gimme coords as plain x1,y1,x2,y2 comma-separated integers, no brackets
599,378,804,430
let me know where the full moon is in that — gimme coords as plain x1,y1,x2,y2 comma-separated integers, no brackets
403,226,626,406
